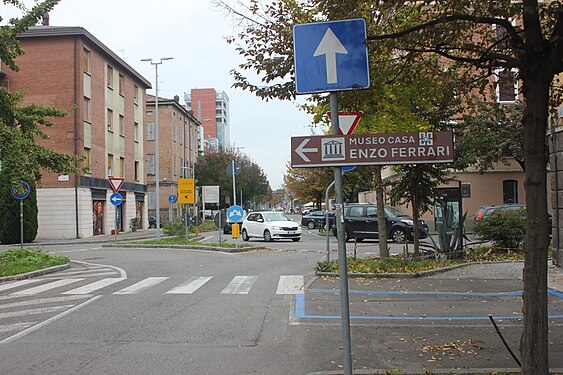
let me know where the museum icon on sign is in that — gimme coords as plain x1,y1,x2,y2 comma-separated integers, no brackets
322,138,345,161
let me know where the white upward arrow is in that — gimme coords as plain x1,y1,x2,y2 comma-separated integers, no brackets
313,28,348,84
296,139,318,162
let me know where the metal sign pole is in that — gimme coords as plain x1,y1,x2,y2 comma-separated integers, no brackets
331,92,353,375
20,199,24,249
114,206,118,242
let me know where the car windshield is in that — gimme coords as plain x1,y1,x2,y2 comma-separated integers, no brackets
384,206,410,219
263,212,291,222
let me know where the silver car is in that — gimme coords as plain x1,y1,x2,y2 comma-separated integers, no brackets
241,211,302,242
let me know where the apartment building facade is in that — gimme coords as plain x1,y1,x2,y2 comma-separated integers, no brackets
4,25,151,239
184,88,230,151
145,95,200,223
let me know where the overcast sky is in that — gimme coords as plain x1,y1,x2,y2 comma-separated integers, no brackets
4,0,314,190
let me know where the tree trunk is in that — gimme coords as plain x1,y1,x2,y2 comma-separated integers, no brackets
374,166,389,258
520,74,550,374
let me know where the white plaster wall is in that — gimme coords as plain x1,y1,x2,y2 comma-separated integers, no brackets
37,187,93,239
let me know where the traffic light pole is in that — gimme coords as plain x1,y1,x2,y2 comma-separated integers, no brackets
330,92,353,375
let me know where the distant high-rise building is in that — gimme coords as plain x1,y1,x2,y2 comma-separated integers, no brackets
184,88,230,151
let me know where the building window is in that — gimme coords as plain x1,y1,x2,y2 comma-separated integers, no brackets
173,155,177,176
107,109,114,132
83,97,91,123
146,122,155,141
179,128,183,145
119,114,125,136
119,157,125,177
83,48,90,74
134,161,139,181
107,154,114,177
503,180,518,203
119,74,125,96
134,122,139,142
107,65,114,88
146,154,155,175
172,124,177,142
84,148,91,170
496,69,518,103
134,85,139,103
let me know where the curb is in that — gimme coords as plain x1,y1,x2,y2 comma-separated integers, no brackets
315,261,524,278
306,368,563,375
102,243,268,253
0,263,70,283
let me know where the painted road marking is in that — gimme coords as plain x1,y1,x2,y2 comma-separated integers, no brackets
0,305,74,319
10,279,84,296
276,275,304,295
113,277,169,295
221,276,257,294
294,289,563,321
0,279,43,292
0,295,89,310
166,276,213,294
62,278,126,295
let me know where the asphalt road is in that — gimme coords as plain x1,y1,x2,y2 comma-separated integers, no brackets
0,236,562,374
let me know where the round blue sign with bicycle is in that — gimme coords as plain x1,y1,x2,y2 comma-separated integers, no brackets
11,180,31,200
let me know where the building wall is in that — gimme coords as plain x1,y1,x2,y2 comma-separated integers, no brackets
5,27,150,239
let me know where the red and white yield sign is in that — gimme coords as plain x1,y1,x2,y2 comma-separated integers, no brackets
108,177,125,193
327,112,362,135
291,131,454,168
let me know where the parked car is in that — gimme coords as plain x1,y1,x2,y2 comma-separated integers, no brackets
332,203,429,243
473,203,552,235
223,209,247,234
301,210,336,230
148,216,163,228
241,211,302,242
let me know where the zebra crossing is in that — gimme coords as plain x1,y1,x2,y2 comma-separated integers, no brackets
0,274,306,344
0,274,306,298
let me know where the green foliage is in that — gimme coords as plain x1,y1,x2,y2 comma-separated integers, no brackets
474,209,526,250
0,247,68,277
195,148,271,208
0,172,38,244
162,219,219,236
315,256,461,274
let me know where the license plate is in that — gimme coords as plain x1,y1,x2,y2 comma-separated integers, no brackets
288,231,295,234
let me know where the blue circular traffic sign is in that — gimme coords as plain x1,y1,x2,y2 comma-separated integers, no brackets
341,166,356,172
11,181,31,200
110,193,123,206
227,205,244,222
168,194,177,204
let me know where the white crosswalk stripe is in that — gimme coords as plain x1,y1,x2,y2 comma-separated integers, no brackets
276,275,305,295
113,277,169,295
0,279,43,292
62,278,126,295
0,322,36,333
166,276,213,294
221,276,258,294
10,279,84,296
0,275,308,297
0,305,74,319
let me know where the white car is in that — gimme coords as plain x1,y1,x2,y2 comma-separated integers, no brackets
241,211,302,242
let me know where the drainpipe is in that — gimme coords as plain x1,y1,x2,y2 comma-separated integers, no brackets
73,37,79,238
551,114,560,266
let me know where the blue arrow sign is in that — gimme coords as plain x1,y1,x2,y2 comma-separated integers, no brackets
110,193,123,206
227,205,244,222
168,194,177,204
293,19,370,94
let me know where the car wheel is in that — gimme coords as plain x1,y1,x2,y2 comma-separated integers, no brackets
223,227,229,234
307,221,315,230
344,230,352,242
263,230,273,242
391,228,407,243
292,237,301,242
241,229,249,241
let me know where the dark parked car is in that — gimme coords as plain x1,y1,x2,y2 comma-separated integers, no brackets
148,216,162,228
301,210,336,230
332,203,429,243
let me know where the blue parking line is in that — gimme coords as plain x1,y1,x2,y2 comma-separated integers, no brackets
295,289,563,321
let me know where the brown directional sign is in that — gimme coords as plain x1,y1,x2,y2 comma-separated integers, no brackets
291,131,454,168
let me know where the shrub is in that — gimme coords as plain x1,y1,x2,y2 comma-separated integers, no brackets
163,219,219,236
0,173,38,244
474,208,526,250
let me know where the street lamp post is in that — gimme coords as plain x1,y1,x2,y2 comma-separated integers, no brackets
141,57,173,240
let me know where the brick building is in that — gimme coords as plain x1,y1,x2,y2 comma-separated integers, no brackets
184,88,230,151
145,95,200,223
3,25,151,239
